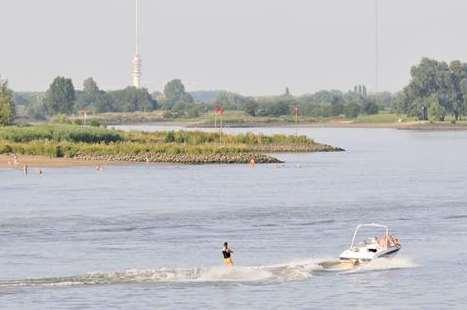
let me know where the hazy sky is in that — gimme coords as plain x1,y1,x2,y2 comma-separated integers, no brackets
1,0,467,95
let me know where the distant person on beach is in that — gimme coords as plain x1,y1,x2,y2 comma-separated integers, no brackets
23,164,28,176
222,242,234,266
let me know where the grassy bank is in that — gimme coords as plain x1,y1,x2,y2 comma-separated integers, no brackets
62,110,428,128
0,125,342,164
56,110,467,130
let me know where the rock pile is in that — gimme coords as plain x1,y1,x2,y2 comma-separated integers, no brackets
73,152,282,164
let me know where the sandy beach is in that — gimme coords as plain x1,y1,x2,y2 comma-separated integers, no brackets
0,155,113,169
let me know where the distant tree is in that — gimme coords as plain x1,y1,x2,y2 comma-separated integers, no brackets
461,78,467,119
186,105,201,118
344,102,361,118
44,77,76,115
344,91,366,107
77,77,100,109
300,90,345,106
215,91,259,116
13,92,48,120
108,87,157,112
0,79,15,125
93,93,114,113
83,77,99,95
172,101,187,113
164,79,186,100
256,98,292,117
162,79,194,109
428,95,446,121
216,91,248,110
243,100,259,116
400,58,467,119
297,90,345,117
362,100,379,115
447,61,467,120
393,90,410,115
330,101,344,116
25,101,48,120
368,92,394,110
76,78,115,113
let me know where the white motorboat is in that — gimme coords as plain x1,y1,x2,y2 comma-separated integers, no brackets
319,223,401,270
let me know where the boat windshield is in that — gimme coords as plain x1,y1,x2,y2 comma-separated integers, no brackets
350,224,389,248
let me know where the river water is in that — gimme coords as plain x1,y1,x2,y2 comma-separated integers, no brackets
1,127,467,309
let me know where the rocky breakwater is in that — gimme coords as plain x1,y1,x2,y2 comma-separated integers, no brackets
73,152,283,164
253,143,345,153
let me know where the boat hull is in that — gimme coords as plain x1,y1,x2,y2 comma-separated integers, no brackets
339,245,401,261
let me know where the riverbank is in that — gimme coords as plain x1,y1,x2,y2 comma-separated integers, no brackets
64,111,467,130
0,125,342,165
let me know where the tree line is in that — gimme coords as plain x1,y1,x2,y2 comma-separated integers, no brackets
12,77,206,120
213,88,386,119
3,57,467,125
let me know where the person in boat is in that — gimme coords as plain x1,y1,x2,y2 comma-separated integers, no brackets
376,235,388,248
388,235,400,247
376,234,400,248
222,242,234,266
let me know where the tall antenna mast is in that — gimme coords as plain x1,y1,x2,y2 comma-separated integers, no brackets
136,0,141,54
132,0,142,88
374,0,379,92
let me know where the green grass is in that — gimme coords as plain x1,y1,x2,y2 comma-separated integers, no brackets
0,124,332,161
125,130,313,145
0,125,123,143
64,109,427,127
0,125,314,146
352,113,415,124
0,140,253,157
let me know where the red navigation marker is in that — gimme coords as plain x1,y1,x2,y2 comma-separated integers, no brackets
214,106,224,115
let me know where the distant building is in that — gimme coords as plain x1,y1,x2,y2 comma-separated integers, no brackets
353,84,367,97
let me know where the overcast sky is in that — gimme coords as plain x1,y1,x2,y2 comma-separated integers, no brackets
1,0,467,95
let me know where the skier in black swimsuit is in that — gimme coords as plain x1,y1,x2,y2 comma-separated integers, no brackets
222,242,234,266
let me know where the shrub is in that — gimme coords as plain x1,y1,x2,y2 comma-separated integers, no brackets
0,143,13,153
89,119,101,127
0,125,123,143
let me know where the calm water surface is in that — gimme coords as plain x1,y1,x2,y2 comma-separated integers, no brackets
1,127,467,309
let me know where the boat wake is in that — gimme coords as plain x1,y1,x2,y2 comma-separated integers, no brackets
338,256,418,274
0,257,416,288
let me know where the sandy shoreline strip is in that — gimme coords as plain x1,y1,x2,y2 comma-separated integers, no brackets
0,155,120,169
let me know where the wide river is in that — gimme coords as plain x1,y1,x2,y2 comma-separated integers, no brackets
1,127,467,309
